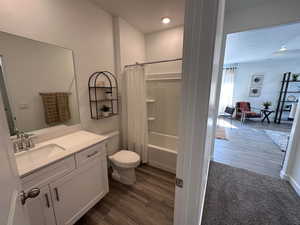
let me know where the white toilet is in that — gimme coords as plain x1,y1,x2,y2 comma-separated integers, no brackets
109,150,140,185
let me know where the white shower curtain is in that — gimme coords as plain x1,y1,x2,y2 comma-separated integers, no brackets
218,68,236,114
121,65,148,163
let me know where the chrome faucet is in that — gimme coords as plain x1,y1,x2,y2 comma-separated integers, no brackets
13,130,35,153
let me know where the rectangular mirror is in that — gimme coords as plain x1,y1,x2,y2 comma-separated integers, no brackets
0,31,80,136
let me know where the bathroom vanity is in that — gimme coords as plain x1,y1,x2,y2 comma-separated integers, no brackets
15,130,109,225
0,29,112,225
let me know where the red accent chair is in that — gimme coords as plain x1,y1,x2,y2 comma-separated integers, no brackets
235,102,262,122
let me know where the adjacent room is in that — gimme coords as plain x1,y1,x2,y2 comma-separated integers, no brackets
203,14,300,225
214,22,300,178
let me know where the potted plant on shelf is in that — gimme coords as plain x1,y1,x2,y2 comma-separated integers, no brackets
101,105,110,117
292,73,300,81
262,101,272,110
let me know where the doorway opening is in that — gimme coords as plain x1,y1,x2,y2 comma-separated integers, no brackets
214,22,300,178
201,20,300,225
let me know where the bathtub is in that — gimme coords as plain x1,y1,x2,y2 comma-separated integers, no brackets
148,132,178,174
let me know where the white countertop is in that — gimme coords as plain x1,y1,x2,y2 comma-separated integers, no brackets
15,130,108,177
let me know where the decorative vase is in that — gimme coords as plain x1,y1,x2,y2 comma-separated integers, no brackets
264,106,269,110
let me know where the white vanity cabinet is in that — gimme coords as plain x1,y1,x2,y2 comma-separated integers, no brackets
26,185,56,225
51,145,108,225
21,142,109,225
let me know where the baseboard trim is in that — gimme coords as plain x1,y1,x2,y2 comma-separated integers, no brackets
280,170,289,180
280,170,300,196
288,176,300,196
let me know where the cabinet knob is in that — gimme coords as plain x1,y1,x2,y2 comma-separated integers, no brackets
20,188,40,205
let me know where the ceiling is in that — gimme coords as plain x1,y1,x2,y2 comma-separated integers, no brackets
225,0,270,13
92,0,270,34
92,0,185,33
224,22,300,64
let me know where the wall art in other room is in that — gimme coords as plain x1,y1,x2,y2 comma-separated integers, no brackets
251,74,264,86
249,87,262,97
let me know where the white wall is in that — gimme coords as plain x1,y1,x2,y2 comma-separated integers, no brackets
0,0,117,134
288,131,300,195
145,26,183,74
112,17,146,147
232,59,300,111
117,17,146,69
145,27,184,136
283,105,300,196
113,16,146,75
0,31,80,132
147,79,181,136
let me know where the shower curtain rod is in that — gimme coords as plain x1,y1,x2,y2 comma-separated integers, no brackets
124,58,183,68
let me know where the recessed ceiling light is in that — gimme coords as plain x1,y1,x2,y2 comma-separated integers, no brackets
161,17,171,24
279,46,287,52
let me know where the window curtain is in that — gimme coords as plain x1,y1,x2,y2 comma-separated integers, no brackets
121,65,148,163
218,67,236,114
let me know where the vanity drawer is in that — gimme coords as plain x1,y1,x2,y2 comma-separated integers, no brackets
21,156,76,190
75,143,106,167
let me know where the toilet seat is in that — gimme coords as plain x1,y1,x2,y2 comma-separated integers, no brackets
109,150,140,168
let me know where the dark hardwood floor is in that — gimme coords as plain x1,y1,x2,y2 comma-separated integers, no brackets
214,118,292,177
75,165,176,225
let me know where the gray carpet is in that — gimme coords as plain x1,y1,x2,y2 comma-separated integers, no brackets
202,162,300,225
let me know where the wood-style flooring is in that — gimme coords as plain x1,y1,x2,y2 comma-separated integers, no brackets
214,118,292,177
75,165,176,225
75,118,293,224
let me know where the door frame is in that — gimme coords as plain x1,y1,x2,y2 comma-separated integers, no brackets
0,88,30,225
174,2,300,224
174,0,226,224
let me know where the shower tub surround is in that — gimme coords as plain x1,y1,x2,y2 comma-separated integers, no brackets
146,72,181,174
148,131,178,173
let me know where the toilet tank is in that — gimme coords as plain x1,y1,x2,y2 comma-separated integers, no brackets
105,131,120,156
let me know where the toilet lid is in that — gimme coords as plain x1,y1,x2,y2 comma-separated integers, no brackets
110,150,140,166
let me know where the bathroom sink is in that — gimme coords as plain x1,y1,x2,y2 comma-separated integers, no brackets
15,144,66,172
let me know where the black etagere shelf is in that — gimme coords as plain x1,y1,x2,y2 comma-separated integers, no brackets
274,72,300,124
88,71,119,120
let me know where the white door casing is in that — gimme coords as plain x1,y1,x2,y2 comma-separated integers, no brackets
0,92,31,225
209,34,228,161
174,0,226,225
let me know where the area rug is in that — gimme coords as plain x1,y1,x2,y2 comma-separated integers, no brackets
215,126,227,140
264,130,290,151
202,162,300,225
